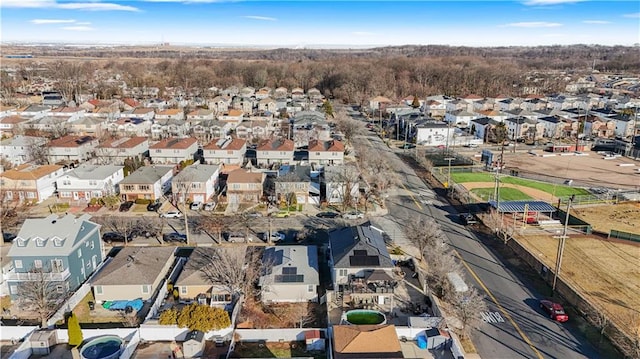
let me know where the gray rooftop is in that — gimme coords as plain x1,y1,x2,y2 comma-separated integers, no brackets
329,225,394,269
323,164,359,182
260,245,319,286
119,165,173,184
91,246,175,286
60,164,123,180
173,164,221,183
0,135,47,147
9,214,100,257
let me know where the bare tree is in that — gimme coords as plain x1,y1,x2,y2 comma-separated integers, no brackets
0,186,28,233
93,216,158,244
423,242,461,298
333,109,362,147
192,246,251,297
196,214,230,244
17,266,64,327
449,288,487,339
272,302,315,328
406,217,445,261
26,137,50,165
587,309,610,349
612,313,640,359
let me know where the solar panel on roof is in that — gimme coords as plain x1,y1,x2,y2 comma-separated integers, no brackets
275,274,304,283
282,267,297,275
349,256,380,266
353,250,367,256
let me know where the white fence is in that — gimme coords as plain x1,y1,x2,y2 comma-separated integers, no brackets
7,340,32,359
138,324,233,342
234,328,326,342
0,325,39,341
145,257,186,322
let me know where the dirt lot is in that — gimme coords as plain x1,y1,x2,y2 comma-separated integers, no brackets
462,181,558,202
503,151,640,190
572,202,640,234
517,233,640,337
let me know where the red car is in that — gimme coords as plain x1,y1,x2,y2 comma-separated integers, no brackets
540,299,569,322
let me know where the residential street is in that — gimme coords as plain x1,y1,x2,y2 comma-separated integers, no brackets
361,132,603,359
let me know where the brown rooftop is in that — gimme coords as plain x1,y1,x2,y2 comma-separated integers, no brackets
227,169,264,184
1,164,63,180
158,108,182,116
256,138,294,152
308,139,344,152
203,138,246,151
149,137,198,150
0,115,29,124
98,136,148,149
132,107,155,115
48,135,96,148
333,325,402,357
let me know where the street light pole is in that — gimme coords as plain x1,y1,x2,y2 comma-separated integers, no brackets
552,194,575,293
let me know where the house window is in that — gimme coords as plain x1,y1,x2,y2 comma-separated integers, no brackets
15,260,23,269
138,185,150,191
180,286,187,295
10,285,17,294
63,180,71,185
95,285,103,294
26,192,35,199
122,185,135,191
307,284,314,292
338,269,347,277
56,285,65,293
35,237,45,247
89,180,97,186
142,285,150,294
34,260,43,268
51,259,63,272
77,249,82,258
16,238,26,247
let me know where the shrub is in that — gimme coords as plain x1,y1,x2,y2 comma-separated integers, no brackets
159,308,178,325
176,304,231,332
67,312,83,347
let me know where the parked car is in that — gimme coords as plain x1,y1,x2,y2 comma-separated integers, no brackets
539,299,569,322
224,232,252,243
160,211,183,218
316,211,340,218
163,232,187,243
146,201,162,212
190,202,203,211
203,202,216,211
343,211,364,219
245,211,263,218
270,231,286,242
459,213,477,225
272,211,290,218
119,201,134,212
102,232,127,244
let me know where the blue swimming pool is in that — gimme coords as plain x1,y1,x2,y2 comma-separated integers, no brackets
80,335,123,359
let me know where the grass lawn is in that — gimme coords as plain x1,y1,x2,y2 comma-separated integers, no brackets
471,188,532,201
451,172,589,197
1,295,11,310
231,342,326,359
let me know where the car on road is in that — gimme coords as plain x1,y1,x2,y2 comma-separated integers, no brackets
316,211,340,218
459,213,477,225
203,202,216,211
223,232,253,243
190,202,203,211
160,211,183,218
102,232,127,244
146,201,162,212
539,299,569,322
163,232,187,243
270,231,286,242
119,201,134,212
342,211,364,219
272,211,290,218
245,211,263,218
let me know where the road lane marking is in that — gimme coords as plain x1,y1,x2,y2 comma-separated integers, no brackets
481,311,505,323
400,183,423,210
454,251,544,359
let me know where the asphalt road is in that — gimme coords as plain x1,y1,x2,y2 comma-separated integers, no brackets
361,132,602,359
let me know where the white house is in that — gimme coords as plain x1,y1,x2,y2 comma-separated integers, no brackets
259,245,319,304
107,118,151,137
202,137,247,165
323,165,360,205
155,108,185,121
611,114,637,138
171,163,221,204
95,137,149,165
149,137,199,165
415,122,454,147
445,109,478,127
120,108,155,121
187,109,215,122
56,164,124,201
47,135,98,164
308,139,345,165
218,109,244,125
256,138,295,166
0,135,48,167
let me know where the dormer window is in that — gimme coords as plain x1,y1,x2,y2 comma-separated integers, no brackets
35,237,45,247
52,237,64,247
16,237,26,247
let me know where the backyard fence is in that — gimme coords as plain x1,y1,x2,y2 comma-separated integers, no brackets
609,229,640,243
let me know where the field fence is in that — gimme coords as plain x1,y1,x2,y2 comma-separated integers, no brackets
609,229,640,243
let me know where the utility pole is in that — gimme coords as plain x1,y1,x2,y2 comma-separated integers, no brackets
552,194,575,293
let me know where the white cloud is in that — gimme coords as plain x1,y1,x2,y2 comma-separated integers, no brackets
75,22,92,25
623,12,640,18
582,20,610,24
503,22,563,28
1,0,139,11
243,16,277,21
30,19,76,24
353,32,375,36
62,26,95,31
523,0,583,5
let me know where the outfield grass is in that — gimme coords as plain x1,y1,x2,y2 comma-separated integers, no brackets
471,188,532,201
451,172,589,197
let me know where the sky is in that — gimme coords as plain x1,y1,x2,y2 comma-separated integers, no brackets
1,0,639,47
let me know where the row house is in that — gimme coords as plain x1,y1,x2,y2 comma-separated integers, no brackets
274,87,288,99
504,108,540,121
0,116,30,137
307,88,323,101
95,136,149,165
471,117,500,143
235,120,273,141
120,107,155,121
68,117,106,137
471,98,497,112
498,98,524,112
24,116,71,137
0,164,64,203
171,164,221,204
202,137,246,165
368,96,393,113
118,165,173,201
611,114,637,138
151,118,189,139
0,135,48,167
537,116,566,139
258,98,277,114
191,119,230,142
521,98,548,112
275,165,316,206
474,109,509,123
240,86,255,98
50,106,86,121
415,122,454,147
232,97,254,114
423,99,447,118
291,88,305,100
86,106,120,121
505,117,545,141
445,109,477,127
582,115,615,138
155,108,185,121
17,105,51,119
256,138,295,167
255,87,271,100
226,169,265,204
308,139,345,165
445,99,470,113
108,118,151,137
207,96,231,114
6,214,104,301
56,164,124,201
48,135,98,164
218,109,244,125
149,137,198,165
186,109,215,122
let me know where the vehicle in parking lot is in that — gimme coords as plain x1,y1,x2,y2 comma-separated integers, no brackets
146,201,162,212
102,232,127,243
459,213,477,225
539,299,569,322
163,232,187,243
343,211,364,219
272,211,290,218
119,201,134,212
203,202,216,211
316,211,340,218
190,202,203,211
160,211,183,218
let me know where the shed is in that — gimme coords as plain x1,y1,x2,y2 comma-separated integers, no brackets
305,329,324,351
30,330,57,355
182,330,205,358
